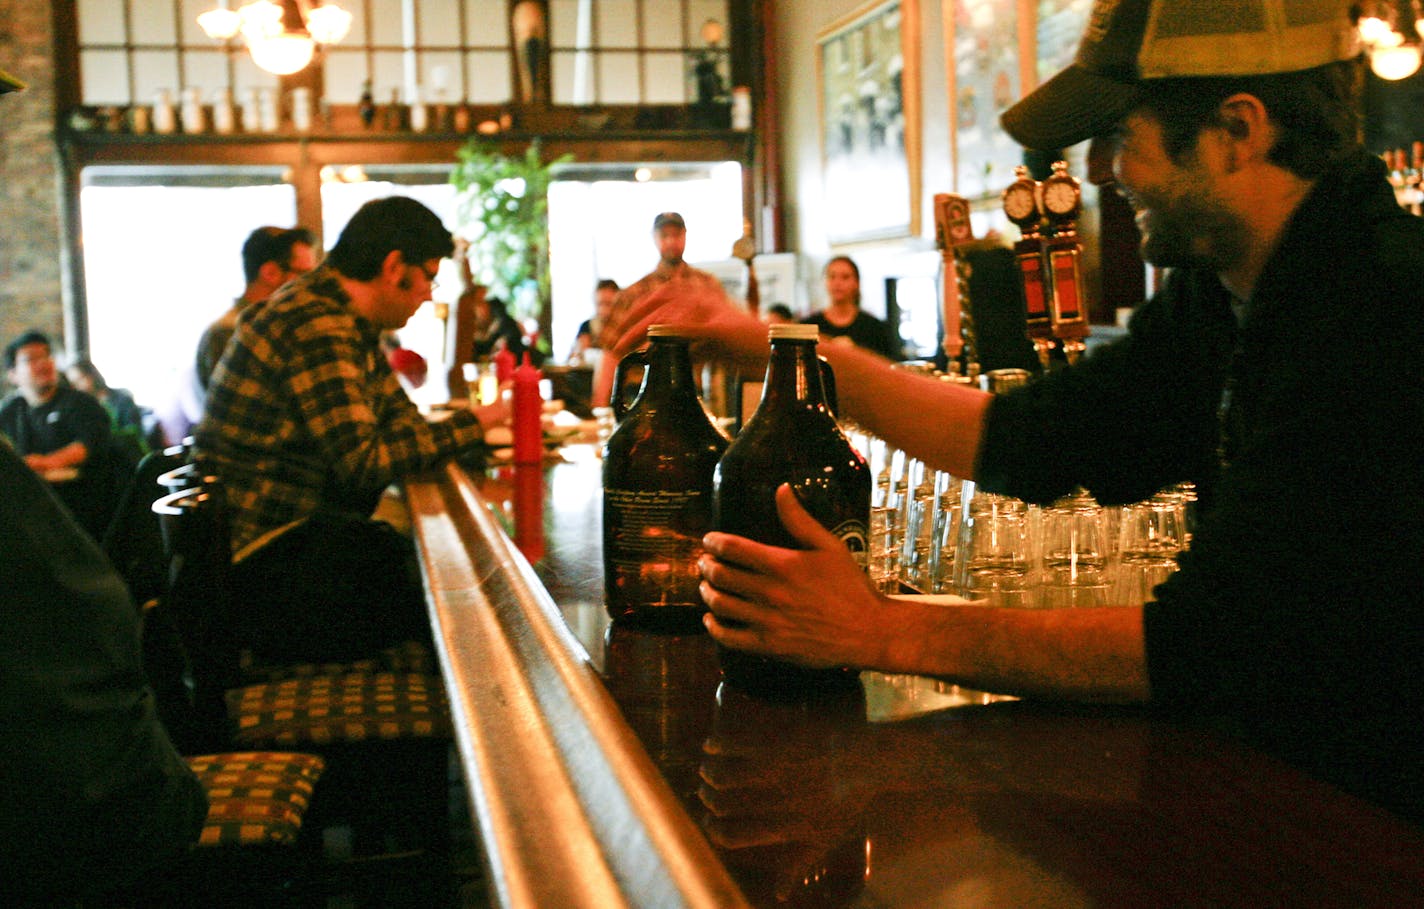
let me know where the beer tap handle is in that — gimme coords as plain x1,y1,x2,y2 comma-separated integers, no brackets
934,193,979,380
1042,160,1091,366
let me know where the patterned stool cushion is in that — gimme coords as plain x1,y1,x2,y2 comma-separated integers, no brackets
240,639,437,684
186,751,326,848
227,671,453,748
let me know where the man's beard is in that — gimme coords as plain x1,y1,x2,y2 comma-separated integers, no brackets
1136,188,1249,273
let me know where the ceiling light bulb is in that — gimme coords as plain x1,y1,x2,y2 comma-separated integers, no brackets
1359,15,1395,45
307,4,354,44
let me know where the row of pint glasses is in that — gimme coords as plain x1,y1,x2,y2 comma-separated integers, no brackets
840,368,1197,609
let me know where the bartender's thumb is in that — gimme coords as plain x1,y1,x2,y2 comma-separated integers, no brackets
774,484,841,551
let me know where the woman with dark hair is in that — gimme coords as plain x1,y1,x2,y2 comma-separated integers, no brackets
801,255,901,360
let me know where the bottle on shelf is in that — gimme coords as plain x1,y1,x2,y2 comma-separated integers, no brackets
211,87,235,135
358,79,376,129
152,88,177,135
712,323,871,698
602,326,730,631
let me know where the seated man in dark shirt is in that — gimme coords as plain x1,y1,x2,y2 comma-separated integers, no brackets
0,436,208,903
1,330,115,539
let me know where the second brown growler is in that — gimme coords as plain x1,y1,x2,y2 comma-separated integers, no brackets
603,325,729,631
712,323,871,697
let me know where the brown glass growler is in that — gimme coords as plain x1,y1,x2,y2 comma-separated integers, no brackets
603,326,729,631
712,323,871,697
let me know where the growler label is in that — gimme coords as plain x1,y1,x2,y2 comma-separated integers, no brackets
832,518,869,571
604,488,708,565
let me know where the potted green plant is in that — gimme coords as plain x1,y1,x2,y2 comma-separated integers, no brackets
450,138,570,356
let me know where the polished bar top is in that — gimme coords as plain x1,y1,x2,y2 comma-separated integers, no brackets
409,445,1424,908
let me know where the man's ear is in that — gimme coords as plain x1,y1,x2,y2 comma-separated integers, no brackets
1218,93,1273,170
256,260,286,288
379,249,408,286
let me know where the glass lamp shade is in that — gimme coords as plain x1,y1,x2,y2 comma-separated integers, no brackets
1372,42,1422,79
306,4,353,44
247,32,316,75
197,6,242,39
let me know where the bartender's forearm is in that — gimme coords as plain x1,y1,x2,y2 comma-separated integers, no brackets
880,598,1151,704
816,343,992,481
24,442,89,472
592,354,615,407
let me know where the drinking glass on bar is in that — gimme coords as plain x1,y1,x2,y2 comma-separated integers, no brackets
1112,499,1185,606
954,490,1035,608
1038,489,1110,608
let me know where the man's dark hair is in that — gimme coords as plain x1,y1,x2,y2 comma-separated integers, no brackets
1139,58,1362,180
766,303,795,321
325,196,454,281
595,278,620,293
240,226,316,284
4,330,51,370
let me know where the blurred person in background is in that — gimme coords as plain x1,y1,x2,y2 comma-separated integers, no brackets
592,211,725,406
762,303,796,325
802,255,902,360
569,278,619,365
1,330,116,540
470,293,527,363
195,225,317,392
66,356,151,464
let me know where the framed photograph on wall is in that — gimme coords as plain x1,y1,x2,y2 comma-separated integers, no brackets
817,0,922,245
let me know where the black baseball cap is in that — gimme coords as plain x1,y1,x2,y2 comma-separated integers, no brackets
652,211,686,231
1000,0,1360,151
0,68,26,94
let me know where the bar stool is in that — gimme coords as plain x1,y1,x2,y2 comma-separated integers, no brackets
151,482,456,896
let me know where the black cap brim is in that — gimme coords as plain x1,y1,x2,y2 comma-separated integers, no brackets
0,68,25,94
1000,64,1141,151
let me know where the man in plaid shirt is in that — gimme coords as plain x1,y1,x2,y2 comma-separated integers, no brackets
197,196,504,665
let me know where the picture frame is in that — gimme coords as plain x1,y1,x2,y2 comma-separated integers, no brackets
817,0,922,245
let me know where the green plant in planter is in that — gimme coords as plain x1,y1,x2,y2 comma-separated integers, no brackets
450,139,570,354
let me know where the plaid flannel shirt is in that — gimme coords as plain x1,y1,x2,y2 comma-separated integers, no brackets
195,265,483,555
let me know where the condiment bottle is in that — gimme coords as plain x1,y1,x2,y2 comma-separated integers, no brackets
712,323,871,698
493,343,517,384
512,352,542,465
602,326,729,631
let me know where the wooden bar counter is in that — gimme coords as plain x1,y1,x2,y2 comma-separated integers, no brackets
406,445,1424,908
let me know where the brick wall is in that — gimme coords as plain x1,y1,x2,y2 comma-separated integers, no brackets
0,0,65,360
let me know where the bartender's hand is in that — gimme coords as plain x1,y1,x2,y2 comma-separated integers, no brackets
700,484,892,671
611,279,771,375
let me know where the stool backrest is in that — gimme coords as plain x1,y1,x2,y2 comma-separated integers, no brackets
102,448,188,608
152,481,241,732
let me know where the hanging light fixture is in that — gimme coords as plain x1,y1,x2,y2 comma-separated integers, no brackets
197,0,352,76
1355,0,1424,80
